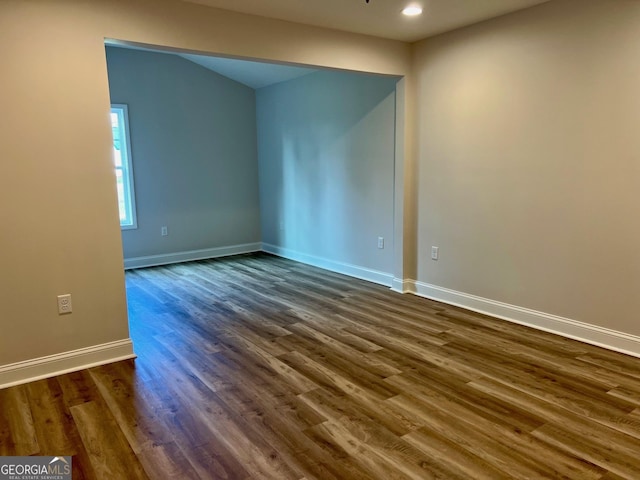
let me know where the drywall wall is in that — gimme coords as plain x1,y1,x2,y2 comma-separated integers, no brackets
413,0,640,335
0,0,411,382
2,0,640,383
257,70,398,283
106,47,260,261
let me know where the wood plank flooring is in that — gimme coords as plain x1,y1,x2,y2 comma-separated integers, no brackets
2,252,640,479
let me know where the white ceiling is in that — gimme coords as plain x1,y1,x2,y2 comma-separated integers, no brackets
182,0,550,43
107,42,318,89
178,54,316,89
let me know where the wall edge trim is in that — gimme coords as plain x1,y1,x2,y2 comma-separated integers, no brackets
262,243,393,287
406,279,640,359
0,339,136,389
124,242,262,269
391,277,415,293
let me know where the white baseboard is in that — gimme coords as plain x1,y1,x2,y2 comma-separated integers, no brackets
262,243,393,287
0,339,136,389
391,277,416,294
124,242,262,269
405,280,640,359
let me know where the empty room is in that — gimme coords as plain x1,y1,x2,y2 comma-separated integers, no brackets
1,0,640,479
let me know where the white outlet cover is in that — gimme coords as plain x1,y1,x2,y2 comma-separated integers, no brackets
57,294,73,314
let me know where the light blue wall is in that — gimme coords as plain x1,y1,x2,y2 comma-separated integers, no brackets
105,47,260,260
256,70,398,280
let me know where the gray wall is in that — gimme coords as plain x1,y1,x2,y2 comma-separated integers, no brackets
106,47,260,260
257,70,398,279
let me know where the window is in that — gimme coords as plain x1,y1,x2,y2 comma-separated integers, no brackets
110,104,137,229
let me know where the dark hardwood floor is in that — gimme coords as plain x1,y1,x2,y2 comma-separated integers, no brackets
2,252,640,479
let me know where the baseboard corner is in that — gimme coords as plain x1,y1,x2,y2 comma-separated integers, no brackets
391,278,416,294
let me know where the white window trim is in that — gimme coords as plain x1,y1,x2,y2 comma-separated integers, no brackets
111,103,138,230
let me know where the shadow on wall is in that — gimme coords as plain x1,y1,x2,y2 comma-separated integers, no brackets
257,69,399,274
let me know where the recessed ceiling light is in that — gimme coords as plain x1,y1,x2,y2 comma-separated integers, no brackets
402,5,423,16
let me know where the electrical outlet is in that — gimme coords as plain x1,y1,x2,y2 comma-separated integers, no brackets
377,236,384,249
57,294,73,315
431,246,439,260
161,226,168,236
